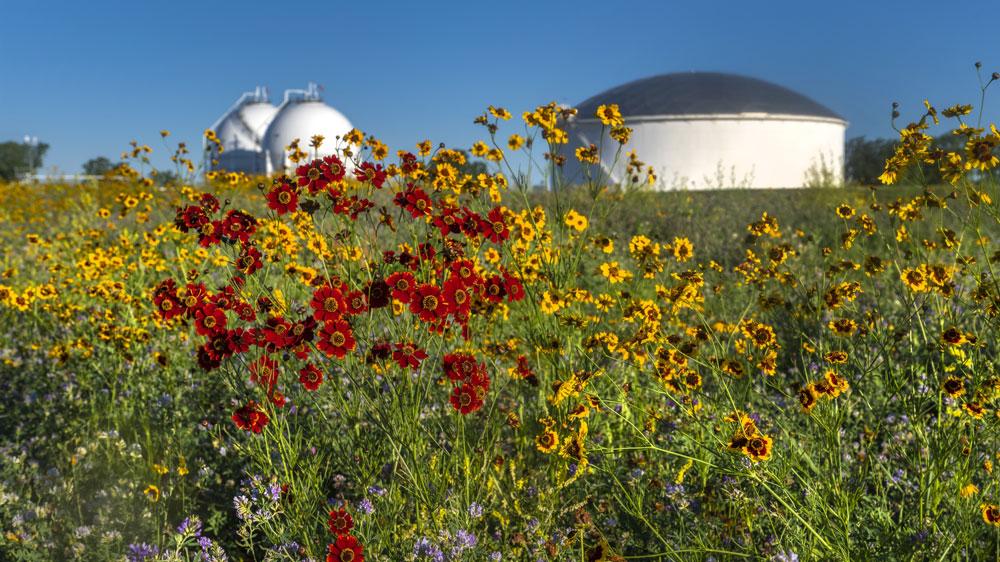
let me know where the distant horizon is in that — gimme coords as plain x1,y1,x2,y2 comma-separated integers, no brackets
2,0,998,174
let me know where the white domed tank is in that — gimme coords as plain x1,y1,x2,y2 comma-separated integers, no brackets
562,72,847,190
263,83,354,174
209,87,278,174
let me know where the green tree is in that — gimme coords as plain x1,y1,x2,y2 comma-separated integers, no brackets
0,140,49,181
82,156,118,176
844,136,896,185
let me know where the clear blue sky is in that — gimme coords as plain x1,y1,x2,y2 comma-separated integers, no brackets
1,0,998,174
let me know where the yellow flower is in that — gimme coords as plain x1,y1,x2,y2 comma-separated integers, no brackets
563,209,588,232
488,105,512,120
144,484,161,502
595,104,624,127
535,429,559,453
507,134,525,151
599,261,632,284
152,463,169,475
961,483,979,499
671,237,693,262
470,141,490,157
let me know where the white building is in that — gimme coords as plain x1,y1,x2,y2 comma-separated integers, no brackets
207,83,353,175
562,72,847,189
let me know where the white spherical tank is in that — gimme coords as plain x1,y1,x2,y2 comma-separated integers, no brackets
209,87,277,174
563,73,848,190
263,88,353,174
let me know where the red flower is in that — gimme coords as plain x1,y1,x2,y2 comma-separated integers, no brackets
326,534,364,562
250,355,280,389
392,342,428,369
502,270,525,302
409,284,448,323
317,319,356,359
232,400,269,433
344,290,368,316
266,178,299,215
299,363,323,391
432,206,464,237
354,162,387,188
479,207,509,244
262,317,296,350
385,271,416,304
365,279,391,309
296,156,346,195
393,184,432,218
443,353,481,382
482,275,506,303
152,278,183,320
311,284,347,322
327,508,354,536
220,210,257,244
236,245,264,275
449,260,481,289
450,382,484,415
442,277,471,321
198,220,223,247
194,304,227,336
199,193,220,214
175,205,209,232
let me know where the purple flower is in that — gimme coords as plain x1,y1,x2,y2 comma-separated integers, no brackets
358,498,374,515
468,502,484,518
127,543,159,562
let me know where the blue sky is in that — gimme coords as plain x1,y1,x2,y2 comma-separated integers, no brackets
1,0,998,174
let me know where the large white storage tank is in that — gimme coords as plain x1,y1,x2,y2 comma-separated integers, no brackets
263,83,354,174
208,87,277,174
562,72,847,189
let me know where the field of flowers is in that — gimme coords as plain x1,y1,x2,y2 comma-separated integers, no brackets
2,95,1000,561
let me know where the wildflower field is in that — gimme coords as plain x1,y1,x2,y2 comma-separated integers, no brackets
2,95,1000,562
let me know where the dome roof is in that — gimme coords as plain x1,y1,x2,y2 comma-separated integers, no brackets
575,72,843,121
215,101,278,152
263,100,353,173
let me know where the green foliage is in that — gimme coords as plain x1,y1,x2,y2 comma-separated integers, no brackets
0,141,48,181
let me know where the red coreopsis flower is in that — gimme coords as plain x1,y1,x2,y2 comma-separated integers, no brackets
262,317,297,351
344,290,368,316
250,355,280,390
482,275,507,303
299,363,323,391
393,184,433,218
224,328,253,355
432,206,465,237
178,282,209,317
268,389,286,408
479,207,509,244
366,341,393,365
289,317,317,346
194,304,227,336
266,178,299,215
327,508,354,536
175,205,209,233
236,245,264,275
366,278,391,309
199,193,220,213
399,151,419,174
233,300,256,322
443,353,481,383
386,271,416,304
333,195,375,220
197,345,223,371
409,283,448,323
209,285,237,310
502,270,525,302
311,284,347,322
450,382,484,415
152,278,183,320
318,319,356,359
354,162,387,188
220,210,257,244
326,534,364,562
198,220,223,247
232,400,269,433
442,277,472,322
392,342,428,370
449,260,481,289
296,157,346,195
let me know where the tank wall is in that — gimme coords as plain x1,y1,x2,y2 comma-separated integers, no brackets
567,117,845,189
